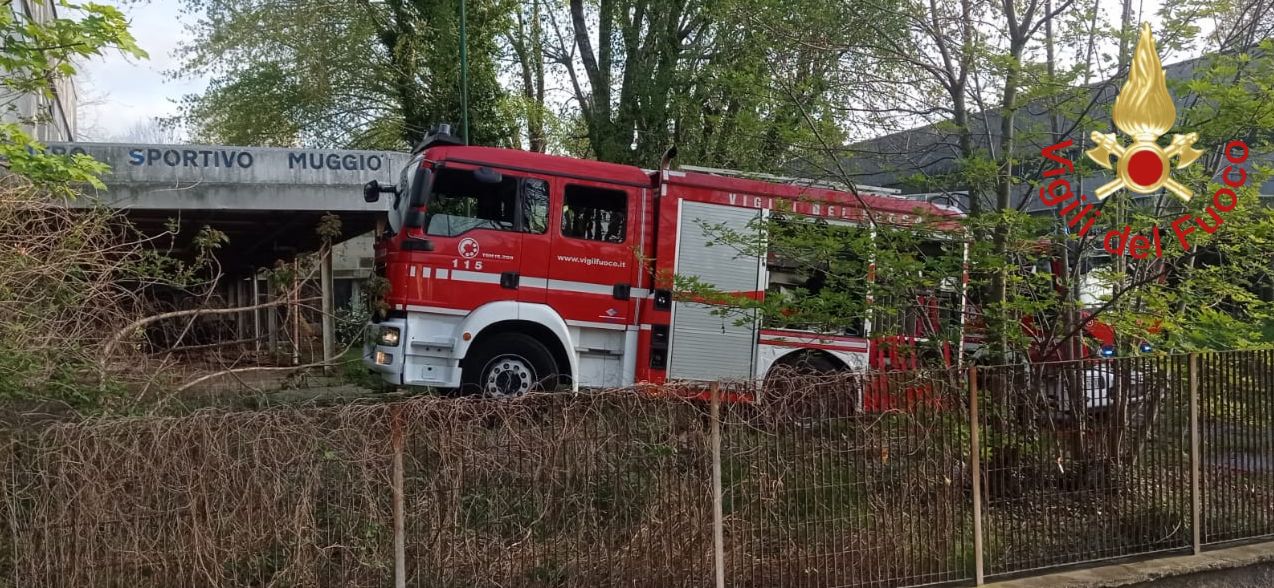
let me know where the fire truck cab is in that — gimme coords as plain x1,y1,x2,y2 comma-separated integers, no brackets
363,128,964,397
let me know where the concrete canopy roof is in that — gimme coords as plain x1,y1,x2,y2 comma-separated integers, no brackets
52,142,412,274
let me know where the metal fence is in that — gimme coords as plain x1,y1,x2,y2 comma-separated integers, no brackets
975,355,1193,577
3,349,1274,587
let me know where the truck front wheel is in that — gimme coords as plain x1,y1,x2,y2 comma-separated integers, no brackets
462,333,560,398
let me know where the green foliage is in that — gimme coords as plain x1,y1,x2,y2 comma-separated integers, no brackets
0,1,146,96
335,303,370,347
336,347,388,392
0,126,109,192
174,0,513,149
677,0,1274,359
0,3,216,410
0,1,144,192
679,209,972,358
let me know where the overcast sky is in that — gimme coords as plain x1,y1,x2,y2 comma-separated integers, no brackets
79,0,1180,144
77,1,203,141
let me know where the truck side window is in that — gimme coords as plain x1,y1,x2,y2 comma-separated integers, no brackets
426,168,520,237
521,178,548,234
562,184,626,243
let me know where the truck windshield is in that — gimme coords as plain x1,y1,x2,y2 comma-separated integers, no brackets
388,156,424,235
424,168,519,236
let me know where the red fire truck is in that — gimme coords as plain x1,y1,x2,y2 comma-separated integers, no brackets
362,127,968,399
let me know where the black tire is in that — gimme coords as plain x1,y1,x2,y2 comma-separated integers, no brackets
763,351,856,419
461,333,560,398
764,351,840,389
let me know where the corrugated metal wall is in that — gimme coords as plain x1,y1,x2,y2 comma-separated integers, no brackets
669,200,761,381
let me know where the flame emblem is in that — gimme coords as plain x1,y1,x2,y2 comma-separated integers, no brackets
1086,23,1203,202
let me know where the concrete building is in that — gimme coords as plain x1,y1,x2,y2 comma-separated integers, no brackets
48,141,408,309
44,140,410,363
4,0,77,141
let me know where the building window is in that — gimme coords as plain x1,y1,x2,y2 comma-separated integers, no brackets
562,184,627,243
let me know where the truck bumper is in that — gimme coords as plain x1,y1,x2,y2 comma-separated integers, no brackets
364,318,407,385
364,315,464,389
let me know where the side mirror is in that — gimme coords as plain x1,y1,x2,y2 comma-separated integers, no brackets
364,180,396,203
474,166,502,184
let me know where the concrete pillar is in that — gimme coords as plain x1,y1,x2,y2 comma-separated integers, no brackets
350,280,363,311
321,246,335,374
235,277,247,341
267,276,279,360
226,278,239,340
291,259,300,366
252,270,262,352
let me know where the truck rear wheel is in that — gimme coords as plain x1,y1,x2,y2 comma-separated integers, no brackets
462,333,560,398
764,351,856,418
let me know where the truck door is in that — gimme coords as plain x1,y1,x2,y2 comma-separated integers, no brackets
514,176,551,305
418,166,530,310
547,181,638,326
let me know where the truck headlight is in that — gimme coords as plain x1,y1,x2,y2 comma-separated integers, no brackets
377,326,401,347
375,351,393,365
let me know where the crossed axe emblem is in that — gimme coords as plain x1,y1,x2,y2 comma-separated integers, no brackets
1086,131,1203,202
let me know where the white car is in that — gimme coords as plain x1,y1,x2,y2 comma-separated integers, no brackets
1045,363,1146,413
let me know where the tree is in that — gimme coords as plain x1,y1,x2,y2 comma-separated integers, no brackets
0,0,172,407
504,0,548,152
0,0,145,188
682,0,1274,359
173,0,513,149
545,0,904,168
114,117,184,144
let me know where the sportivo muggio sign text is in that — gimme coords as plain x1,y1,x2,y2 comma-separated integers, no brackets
42,142,410,186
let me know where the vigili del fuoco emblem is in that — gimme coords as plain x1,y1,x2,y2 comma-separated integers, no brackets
1086,23,1203,202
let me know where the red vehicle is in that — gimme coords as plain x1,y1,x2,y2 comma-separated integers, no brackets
362,127,968,400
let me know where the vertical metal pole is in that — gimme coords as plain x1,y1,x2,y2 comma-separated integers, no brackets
710,382,725,588
392,407,406,588
321,246,335,375
459,0,470,145
970,366,985,585
1190,353,1202,554
252,270,262,352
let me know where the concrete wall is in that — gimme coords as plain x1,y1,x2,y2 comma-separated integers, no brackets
4,0,76,141
331,234,374,281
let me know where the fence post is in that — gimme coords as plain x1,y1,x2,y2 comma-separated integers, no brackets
391,406,406,588
969,365,984,585
710,382,725,588
320,244,335,375
1189,353,1201,555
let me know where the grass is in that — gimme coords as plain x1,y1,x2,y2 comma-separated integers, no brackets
337,347,393,392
